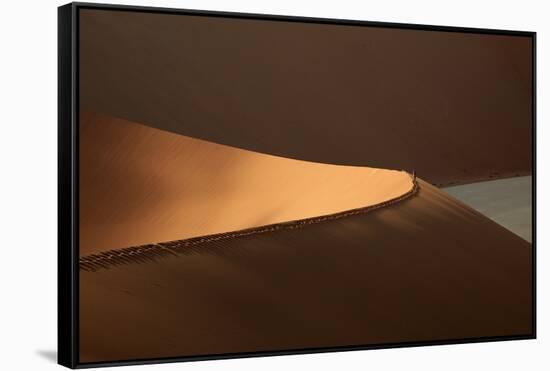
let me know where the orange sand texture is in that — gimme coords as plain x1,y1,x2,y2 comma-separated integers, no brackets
80,112,413,256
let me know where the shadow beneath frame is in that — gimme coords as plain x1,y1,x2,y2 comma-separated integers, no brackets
36,350,57,363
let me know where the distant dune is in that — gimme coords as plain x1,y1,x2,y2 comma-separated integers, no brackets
80,112,413,256
80,179,532,363
80,10,532,185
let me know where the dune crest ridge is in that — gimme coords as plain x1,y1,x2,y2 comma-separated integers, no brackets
80,175,419,271
80,112,414,256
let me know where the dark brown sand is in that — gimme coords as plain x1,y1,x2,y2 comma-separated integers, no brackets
80,179,532,363
79,9,533,185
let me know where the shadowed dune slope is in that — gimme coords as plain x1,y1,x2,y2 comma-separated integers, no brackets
80,112,413,256
80,9,533,185
80,179,532,363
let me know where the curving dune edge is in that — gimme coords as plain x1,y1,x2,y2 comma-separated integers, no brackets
80,112,414,256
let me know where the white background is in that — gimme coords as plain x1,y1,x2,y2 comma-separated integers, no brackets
0,0,547,369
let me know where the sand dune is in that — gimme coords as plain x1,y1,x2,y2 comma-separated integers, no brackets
80,179,532,363
76,11,533,364
80,112,413,256
80,9,532,185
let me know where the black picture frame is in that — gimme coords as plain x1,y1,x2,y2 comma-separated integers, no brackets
58,2,537,368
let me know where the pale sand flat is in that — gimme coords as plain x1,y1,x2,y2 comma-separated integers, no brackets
442,176,532,242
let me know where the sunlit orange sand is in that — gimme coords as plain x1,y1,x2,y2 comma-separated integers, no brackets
80,112,413,255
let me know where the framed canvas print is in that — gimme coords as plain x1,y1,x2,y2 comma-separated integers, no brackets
58,2,536,368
